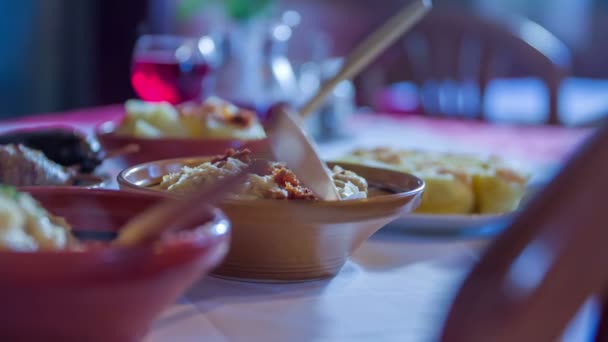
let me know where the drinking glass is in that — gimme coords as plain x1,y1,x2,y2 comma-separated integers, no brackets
130,34,220,104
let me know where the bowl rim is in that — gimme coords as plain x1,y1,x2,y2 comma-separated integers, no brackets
116,156,426,209
4,187,230,256
95,119,266,143
0,125,86,135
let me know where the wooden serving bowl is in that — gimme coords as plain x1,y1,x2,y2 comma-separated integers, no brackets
1,187,230,341
117,157,425,282
96,120,267,166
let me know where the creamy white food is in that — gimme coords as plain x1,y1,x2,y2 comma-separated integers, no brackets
0,187,74,251
159,151,368,200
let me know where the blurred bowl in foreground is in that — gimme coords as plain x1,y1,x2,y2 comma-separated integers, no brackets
1,187,230,341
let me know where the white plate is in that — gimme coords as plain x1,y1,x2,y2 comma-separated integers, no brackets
384,213,513,236
381,180,541,236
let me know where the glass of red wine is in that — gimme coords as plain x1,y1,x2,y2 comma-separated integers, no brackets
131,35,220,104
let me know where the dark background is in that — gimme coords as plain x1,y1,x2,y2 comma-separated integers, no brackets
0,0,606,118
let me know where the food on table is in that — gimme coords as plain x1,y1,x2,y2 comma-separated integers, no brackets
0,144,100,187
413,170,475,214
160,149,368,200
340,147,528,214
473,168,529,214
116,97,267,140
0,129,103,173
0,185,75,251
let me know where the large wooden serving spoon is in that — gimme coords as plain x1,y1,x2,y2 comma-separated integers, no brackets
298,0,432,119
265,0,432,200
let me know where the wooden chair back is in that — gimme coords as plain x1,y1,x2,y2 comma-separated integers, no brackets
440,121,608,341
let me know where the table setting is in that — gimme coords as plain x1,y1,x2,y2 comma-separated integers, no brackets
0,0,601,340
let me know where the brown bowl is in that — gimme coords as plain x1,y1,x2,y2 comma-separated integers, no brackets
117,157,425,282
95,120,267,166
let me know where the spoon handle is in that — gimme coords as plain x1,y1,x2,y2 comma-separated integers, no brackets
298,0,432,119
115,160,268,247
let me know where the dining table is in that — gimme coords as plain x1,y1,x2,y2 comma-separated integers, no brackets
0,106,596,341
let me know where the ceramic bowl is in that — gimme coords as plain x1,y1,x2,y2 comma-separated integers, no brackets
96,120,267,166
117,157,425,282
1,187,230,341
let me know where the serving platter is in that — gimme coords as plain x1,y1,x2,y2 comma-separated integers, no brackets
384,213,512,237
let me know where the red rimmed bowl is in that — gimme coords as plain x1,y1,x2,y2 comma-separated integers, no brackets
96,120,268,167
1,187,230,341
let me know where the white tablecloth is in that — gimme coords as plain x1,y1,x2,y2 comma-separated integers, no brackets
146,232,486,342
145,229,598,342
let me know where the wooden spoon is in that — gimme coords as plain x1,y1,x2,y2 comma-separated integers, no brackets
114,159,268,247
265,0,432,200
298,0,432,119
266,107,342,200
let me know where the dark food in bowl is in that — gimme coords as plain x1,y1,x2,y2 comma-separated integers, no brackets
0,144,102,187
0,128,103,173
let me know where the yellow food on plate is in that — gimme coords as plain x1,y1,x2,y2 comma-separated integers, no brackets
340,147,529,215
414,170,475,214
473,168,528,214
0,186,75,251
116,97,266,140
118,100,187,137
